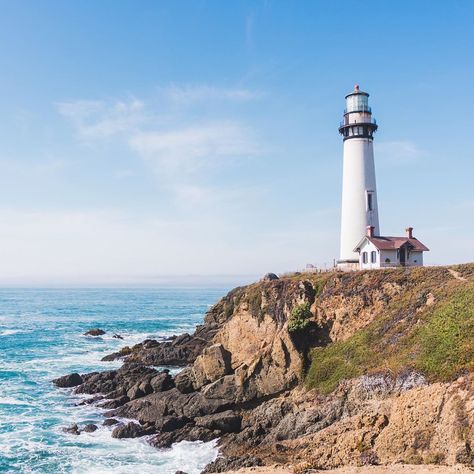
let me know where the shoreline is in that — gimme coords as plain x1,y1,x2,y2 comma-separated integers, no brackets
220,466,473,474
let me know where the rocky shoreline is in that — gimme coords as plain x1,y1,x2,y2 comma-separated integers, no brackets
54,265,474,473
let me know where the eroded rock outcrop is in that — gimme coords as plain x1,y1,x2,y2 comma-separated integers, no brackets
53,264,474,473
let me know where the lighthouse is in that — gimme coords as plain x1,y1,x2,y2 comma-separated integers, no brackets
337,85,380,270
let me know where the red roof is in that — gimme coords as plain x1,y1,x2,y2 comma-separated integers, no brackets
365,236,429,252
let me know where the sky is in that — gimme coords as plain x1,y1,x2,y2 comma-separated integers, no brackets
0,0,473,286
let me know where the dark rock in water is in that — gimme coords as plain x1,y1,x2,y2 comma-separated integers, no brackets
84,328,106,336
103,418,119,426
111,421,153,439
175,471,188,474
75,395,104,406
149,425,218,448
262,272,279,281
53,372,83,388
98,395,130,409
195,410,242,433
82,424,98,433
112,334,124,339
101,346,133,362
109,387,233,426
63,424,80,435
74,363,157,397
201,456,263,473
101,324,218,366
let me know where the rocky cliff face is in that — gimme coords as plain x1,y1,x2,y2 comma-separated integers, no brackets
54,264,474,472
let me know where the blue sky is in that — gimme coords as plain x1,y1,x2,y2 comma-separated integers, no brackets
0,0,473,285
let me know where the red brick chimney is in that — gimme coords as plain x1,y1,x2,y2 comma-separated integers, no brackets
367,226,375,237
406,227,413,239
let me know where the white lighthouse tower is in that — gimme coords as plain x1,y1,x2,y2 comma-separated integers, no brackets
337,85,380,270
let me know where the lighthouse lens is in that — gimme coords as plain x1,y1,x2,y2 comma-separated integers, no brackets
346,94,369,113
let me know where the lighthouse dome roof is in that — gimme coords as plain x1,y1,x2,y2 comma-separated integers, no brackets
345,84,369,99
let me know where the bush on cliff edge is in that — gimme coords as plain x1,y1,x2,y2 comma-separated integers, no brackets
288,303,312,333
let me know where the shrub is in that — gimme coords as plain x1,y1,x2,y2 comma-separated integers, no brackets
288,302,312,333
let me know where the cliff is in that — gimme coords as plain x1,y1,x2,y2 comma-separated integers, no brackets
54,263,474,472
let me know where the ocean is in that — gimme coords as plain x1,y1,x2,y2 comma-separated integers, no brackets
0,287,228,473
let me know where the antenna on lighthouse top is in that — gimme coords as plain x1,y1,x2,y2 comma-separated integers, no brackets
354,84,360,92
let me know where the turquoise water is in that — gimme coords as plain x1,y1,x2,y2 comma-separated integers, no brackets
0,288,227,473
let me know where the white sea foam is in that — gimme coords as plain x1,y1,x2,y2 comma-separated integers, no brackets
0,329,26,336
0,396,30,406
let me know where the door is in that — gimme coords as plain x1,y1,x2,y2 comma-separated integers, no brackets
400,247,406,266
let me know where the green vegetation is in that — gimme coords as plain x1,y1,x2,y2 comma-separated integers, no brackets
305,264,474,395
288,302,312,333
247,285,264,319
306,330,376,394
415,286,474,379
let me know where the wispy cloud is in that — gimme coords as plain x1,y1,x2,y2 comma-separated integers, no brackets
57,85,263,207
164,84,262,104
376,140,427,165
57,99,146,139
129,122,259,175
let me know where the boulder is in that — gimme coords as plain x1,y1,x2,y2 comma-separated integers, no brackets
262,273,279,281
195,410,242,433
84,328,105,336
112,334,124,339
103,418,119,426
127,383,145,400
82,424,98,433
149,371,174,393
174,368,195,394
111,422,153,439
192,343,232,389
53,372,83,388
155,415,189,432
63,424,80,435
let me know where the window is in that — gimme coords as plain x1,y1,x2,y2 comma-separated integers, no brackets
371,251,377,263
362,252,368,264
367,192,373,211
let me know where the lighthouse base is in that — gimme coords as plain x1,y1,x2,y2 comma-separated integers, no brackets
336,259,360,272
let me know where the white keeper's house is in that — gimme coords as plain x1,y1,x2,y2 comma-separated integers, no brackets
354,226,429,270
